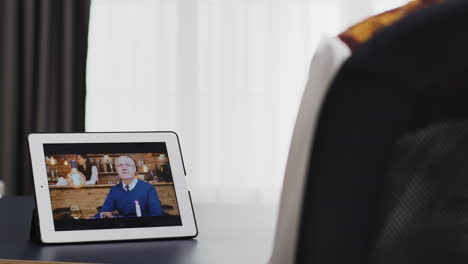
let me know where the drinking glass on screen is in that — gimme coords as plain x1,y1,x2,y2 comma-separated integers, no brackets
70,205,82,220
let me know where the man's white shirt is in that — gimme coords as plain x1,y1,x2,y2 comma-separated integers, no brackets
122,177,138,191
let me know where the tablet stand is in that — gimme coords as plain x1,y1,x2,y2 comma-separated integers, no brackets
30,207,42,242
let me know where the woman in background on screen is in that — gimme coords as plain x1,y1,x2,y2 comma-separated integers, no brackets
76,154,99,185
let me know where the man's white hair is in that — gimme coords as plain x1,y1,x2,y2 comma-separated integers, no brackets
115,155,136,166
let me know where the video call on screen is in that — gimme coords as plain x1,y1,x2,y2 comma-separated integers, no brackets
44,142,182,231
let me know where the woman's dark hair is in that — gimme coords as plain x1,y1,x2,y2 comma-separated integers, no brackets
76,153,93,181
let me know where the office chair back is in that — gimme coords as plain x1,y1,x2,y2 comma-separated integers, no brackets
271,1,468,263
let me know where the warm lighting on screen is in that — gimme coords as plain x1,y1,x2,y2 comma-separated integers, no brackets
50,156,57,165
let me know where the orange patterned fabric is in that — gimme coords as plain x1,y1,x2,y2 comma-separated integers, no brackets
339,0,443,50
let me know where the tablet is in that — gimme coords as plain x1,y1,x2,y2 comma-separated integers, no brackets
28,132,197,243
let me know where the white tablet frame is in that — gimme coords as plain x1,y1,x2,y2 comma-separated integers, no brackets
28,132,197,243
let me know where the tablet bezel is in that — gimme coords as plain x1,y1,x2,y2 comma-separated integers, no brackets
28,132,197,243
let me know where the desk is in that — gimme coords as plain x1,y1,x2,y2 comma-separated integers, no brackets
0,197,276,264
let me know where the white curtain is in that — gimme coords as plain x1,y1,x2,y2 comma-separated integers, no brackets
86,0,408,204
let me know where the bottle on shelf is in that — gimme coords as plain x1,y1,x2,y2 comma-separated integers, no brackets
66,160,86,187
101,159,107,173
106,159,112,172
47,165,52,183
148,170,154,182
136,160,141,173
110,159,115,172
98,159,104,172
54,168,60,181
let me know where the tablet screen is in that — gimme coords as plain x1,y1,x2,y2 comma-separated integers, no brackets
43,142,182,231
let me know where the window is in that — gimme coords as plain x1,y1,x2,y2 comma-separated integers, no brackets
87,0,406,204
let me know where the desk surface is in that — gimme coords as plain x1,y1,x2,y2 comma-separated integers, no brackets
0,196,276,264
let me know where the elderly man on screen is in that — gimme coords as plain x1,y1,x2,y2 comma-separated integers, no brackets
100,156,163,218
